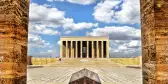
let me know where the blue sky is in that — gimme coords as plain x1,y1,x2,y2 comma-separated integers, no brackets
28,0,141,58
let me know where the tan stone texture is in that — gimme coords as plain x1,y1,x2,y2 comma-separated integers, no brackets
0,0,29,84
141,0,168,83
27,56,32,65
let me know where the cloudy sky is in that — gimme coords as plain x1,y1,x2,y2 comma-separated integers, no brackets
28,0,141,58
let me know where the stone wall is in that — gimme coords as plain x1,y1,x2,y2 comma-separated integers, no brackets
0,0,29,84
141,0,168,83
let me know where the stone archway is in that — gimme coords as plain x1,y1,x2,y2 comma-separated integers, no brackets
0,0,168,84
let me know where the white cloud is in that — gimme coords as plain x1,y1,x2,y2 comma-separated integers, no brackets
46,0,96,5
43,29,59,35
47,0,53,2
48,50,53,52
93,0,140,24
29,3,98,32
87,26,141,40
126,40,141,48
47,0,64,2
29,3,65,24
64,30,72,34
28,34,56,57
93,0,121,23
63,22,98,30
115,0,140,24
87,25,141,57
29,23,60,35
57,40,60,45
28,34,50,47
66,0,96,5
110,40,141,57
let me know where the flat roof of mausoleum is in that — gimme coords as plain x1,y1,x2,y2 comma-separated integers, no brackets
60,36,109,41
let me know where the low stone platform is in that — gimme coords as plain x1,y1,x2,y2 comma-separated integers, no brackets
45,58,122,67
27,65,43,69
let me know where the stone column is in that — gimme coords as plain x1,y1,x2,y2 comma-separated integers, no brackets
141,0,168,83
63,42,66,58
106,41,109,58
97,41,99,58
101,41,104,58
92,41,94,58
87,41,89,58
60,41,62,58
71,41,73,58
0,0,29,83
76,41,78,58
80,41,82,58
66,41,68,58
68,41,71,58
70,41,73,58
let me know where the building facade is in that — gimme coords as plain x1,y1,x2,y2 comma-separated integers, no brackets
60,36,109,58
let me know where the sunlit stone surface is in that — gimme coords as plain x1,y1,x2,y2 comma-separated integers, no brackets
141,0,168,83
27,59,142,84
0,0,29,84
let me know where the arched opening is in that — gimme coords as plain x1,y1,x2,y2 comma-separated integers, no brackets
1,0,168,84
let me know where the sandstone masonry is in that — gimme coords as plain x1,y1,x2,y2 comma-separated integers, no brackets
0,0,29,84
141,0,168,84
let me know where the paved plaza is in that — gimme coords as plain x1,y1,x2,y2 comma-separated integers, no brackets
27,59,142,84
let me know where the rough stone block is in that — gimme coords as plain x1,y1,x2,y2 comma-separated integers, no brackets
141,0,168,83
0,0,29,84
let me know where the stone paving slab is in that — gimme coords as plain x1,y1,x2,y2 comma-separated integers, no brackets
27,67,142,84
27,59,142,84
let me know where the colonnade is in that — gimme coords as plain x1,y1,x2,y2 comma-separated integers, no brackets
60,40,109,58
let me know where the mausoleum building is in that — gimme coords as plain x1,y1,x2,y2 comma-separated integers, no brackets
60,36,109,58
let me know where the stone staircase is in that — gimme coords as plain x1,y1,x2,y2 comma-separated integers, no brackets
45,58,121,67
